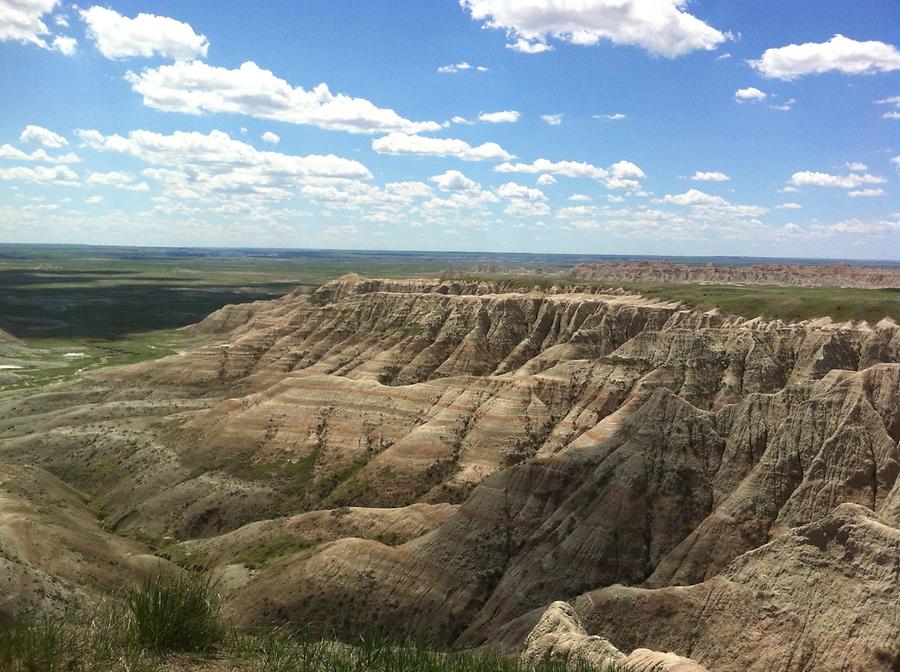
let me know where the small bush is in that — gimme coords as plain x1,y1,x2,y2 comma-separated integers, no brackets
127,572,222,653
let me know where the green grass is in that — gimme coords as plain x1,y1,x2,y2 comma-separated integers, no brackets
0,572,631,671
232,535,317,569
127,573,224,653
459,274,899,323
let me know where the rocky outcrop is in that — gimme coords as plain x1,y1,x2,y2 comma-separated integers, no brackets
456,260,900,289
520,601,707,671
0,275,896,671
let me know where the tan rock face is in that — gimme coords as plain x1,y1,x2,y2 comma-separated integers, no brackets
520,602,707,671
0,274,896,671
452,260,900,289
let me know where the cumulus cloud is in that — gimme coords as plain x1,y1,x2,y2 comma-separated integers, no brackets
0,144,79,163
20,124,67,148
537,173,556,186
85,195,103,204
496,158,608,180
658,189,767,217
261,131,280,145
734,87,766,102
775,202,802,209
789,170,886,189
80,6,208,60
497,181,547,201
593,113,625,120
430,169,480,192
661,188,726,206
478,110,520,123
845,161,867,172
86,171,150,191
126,60,441,134
371,132,513,161
691,171,729,182
750,34,900,79
0,0,59,48
0,164,79,186
507,37,553,53
437,61,488,73
541,113,564,126
75,128,371,205
460,0,729,58
496,157,645,191
51,34,75,55
847,188,885,198
568,193,592,201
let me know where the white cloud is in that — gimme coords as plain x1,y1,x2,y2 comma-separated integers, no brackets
460,0,729,58
0,144,79,163
593,113,625,121
789,170,886,189
662,189,726,206
437,61,488,74
20,124,67,148
372,132,513,161
775,202,802,209
76,128,371,206
126,60,441,134
85,195,103,204
496,158,607,180
658,189,767,218
750,34,900,80
478,110,520,123
384,181,433,199
51,34,75,55
430,169,480,192
79,6,208,60
847,188,885,198
86,171,150,191
261,131,280,145
876,95,900,108
536,173,556,186
0,164,78,186
541,113,564,126
734,87,767,102
496,157,644,191
691,171,729,182
507,37,553,53
883,111,900,120
568,193,591,201
0,0,58,48
845,161,867,172
504,200,550,217
497,181,547,201
769,98,795,112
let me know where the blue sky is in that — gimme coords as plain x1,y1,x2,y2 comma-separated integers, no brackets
0,0,898,259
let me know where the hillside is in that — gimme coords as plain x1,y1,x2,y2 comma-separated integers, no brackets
0,274,897,671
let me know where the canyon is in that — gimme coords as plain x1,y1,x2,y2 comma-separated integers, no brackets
0,274,897,671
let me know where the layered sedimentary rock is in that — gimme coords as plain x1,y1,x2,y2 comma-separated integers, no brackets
459,260,900,288
0,274,897,670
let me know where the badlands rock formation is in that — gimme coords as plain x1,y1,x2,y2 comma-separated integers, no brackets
460,260,900,288
0,274,897,670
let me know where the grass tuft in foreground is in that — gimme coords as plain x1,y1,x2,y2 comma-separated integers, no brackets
127,572,223,653
0,572,630,671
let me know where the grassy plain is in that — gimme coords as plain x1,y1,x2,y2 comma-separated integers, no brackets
463,274,899,324
1,245,896,390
